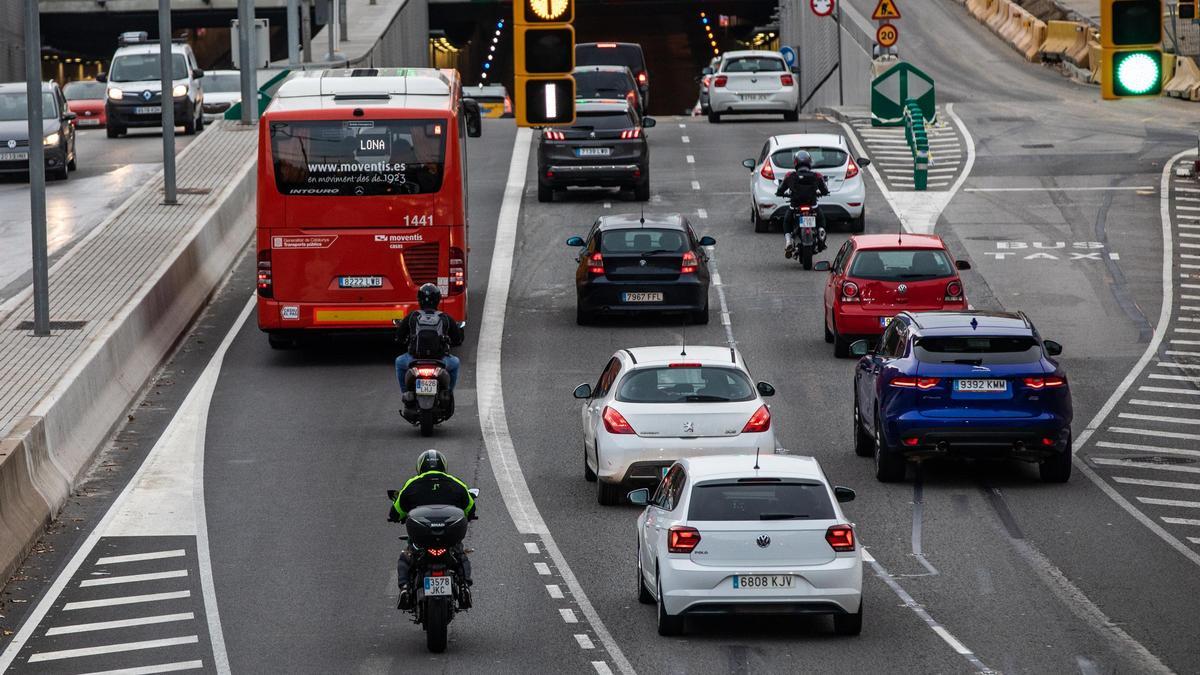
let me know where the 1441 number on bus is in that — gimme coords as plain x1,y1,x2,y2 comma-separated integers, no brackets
403,214,434,226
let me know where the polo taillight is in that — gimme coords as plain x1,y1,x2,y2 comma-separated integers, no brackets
602,406,636,435
667,526,701,554
780,74,794,87
256,249,272,298
587,252,605,275
741,404,771,433
681,251,698,274
826,525,855,552
944,280,963,301
841,281,859,300
449,248,465,295
714,75,727,87
1024,376,1066,390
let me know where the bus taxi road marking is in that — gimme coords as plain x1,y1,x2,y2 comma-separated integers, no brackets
476,127,634,675
0,298,253,673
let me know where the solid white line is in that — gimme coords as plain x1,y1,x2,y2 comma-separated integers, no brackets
593,662,614,675
575,634,595,649
1096,441,1200,458
46,613,194,636
28,636,198,663
534,562,551,576
1139,497,1200,509
559,608,578,623
1116,476,1200,491
711,272,721,286
524,542,539,554
1092,457,1200,474
474,128,634,675
964,186,1155,192
80,570,188,587
96,550,186,566
64,591,191,611
1163,517,1200,526
932,626,973,656
546,584,564,599
78,661,203,675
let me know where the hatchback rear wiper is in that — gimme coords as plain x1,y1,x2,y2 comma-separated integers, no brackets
640,249,674,258
759,513,808,520
684,394,730,402
943,358,983,365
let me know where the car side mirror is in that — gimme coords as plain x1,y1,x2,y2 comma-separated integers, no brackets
566,236,585,247
1044,340,1063,357
702,66,714,75
834,486,856,503
95,72,107,83
192,68,205,78
63,111,77,121
573,383,593,399
756,381,775,397
468,488,480,498
627,488,649,506
742,158,756,170
642,117,656,128
857,157,871,167
698,235,716,247
850,340,871,357
814,261,831,272
463,99,483,138
956,259,972,271
387,489,398,501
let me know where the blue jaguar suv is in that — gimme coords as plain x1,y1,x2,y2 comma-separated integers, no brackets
850,311,1072,483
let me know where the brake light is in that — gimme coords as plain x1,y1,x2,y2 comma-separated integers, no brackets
845,156,860,180
741,404,771,433
702,75,711,87
503,96,513,114
447,247,466,295
826,525,855,552
427,548,447,557
544,129,566,140
587,252,604,275
760,161,775,180
1024,376,1066,389
891,377,941,390
667,526,701,554
637,71,647,84
669,362,702,368
714,75,727,87
620,128,642,139
256,249,272,298
903,437,920,446
598,42,617,48
681,250,698,274
780,74,794,87
1041,437,1056,447
602,406,636,434
429,569,446,577
841,281,859,300
944,280,963,301
415,366,438,378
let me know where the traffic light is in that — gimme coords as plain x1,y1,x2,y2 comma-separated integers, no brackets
515,0,575,126
1100,0,1164,99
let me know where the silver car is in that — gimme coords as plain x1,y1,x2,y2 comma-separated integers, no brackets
707,50,799,124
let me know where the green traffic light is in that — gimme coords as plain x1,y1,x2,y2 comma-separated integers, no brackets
1114,50,1161,96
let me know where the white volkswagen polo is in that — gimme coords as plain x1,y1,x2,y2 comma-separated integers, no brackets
572,346,778,506
630,455,863,636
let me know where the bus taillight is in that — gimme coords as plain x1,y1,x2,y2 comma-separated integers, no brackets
449,248,465,295
257,249,273,298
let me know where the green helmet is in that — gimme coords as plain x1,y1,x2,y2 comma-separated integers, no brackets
416,449,447,474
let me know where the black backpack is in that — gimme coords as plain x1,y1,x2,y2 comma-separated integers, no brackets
409,310,448,359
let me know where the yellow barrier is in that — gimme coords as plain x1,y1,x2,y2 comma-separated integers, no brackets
1022,18,1048,62
1165,56,1200,100
1000,5,1025,42
967,0,990,20
1039,20,1090,66
978,0,1003,24
987,0,1013,33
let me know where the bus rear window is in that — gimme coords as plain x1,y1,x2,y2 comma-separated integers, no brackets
269,119,446,196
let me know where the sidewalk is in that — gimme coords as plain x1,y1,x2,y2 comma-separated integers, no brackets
0,121,257,581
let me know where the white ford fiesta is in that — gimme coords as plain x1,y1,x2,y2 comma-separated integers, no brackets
629,455,863,636
573,346,778,506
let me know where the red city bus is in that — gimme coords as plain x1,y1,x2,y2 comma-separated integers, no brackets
256,68,481,348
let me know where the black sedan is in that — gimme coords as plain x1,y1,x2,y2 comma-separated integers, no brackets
567,214,715,325
537,100,654,203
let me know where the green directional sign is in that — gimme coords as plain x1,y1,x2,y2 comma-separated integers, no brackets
871,62,935,127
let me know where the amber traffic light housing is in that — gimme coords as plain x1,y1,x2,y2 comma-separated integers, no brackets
1100,0,1164,99
514,0,575,126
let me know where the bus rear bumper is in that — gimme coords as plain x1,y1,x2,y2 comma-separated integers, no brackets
257,297,466,331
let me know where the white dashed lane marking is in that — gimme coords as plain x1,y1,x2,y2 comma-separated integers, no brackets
559,609,579,624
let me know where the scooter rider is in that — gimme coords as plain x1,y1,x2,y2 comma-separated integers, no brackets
395,283,465,394
775,151,829,259
389,449,476,609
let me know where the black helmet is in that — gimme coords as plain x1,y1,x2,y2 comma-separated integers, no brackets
416,449,447,474
793,151,813,171
417,283,442,311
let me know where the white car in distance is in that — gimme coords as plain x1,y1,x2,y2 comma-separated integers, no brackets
706,50,799,123
630,455,863,636
573,346,778,506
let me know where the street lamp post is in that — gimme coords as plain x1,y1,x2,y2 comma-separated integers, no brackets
24,0,49,336
159,0,177,205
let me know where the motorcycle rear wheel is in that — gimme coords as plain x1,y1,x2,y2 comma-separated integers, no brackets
419,409,435,437
425,597,450,653
800,245,814,270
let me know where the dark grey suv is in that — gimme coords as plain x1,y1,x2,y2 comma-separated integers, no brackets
0,81,77,180
537,100,654,203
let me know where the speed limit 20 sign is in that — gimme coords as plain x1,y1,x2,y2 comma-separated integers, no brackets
876,23,899,48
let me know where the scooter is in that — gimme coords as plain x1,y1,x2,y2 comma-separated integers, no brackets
788,205,827,270
394,318,455,437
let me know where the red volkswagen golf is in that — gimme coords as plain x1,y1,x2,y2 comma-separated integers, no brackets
819,234,970,357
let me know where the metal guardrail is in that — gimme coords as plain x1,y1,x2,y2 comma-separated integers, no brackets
903,99,929,191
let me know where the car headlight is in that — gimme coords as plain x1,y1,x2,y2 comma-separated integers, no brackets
43,132,60,147
172,84,188,98
107,88,123,100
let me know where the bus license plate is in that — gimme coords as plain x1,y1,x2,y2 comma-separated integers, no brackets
134,106,161,115
0,152,28,161
733,575,794,589
338,276,383,288
577,147,611,157
415,379,438,396
424,576,452,596
622,292,663,303
955,379,1006,393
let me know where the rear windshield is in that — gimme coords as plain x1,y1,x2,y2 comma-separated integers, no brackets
600,228,688,254
688,481,835,521
723,57,786,73
771,147,847,170
616,366,754,403
64,81,106,100
572,110,635,130
110,53,187,82
849,249,954,281
269,119,446,196
576,45,645,72
914,336,1042,365
574,71,635,99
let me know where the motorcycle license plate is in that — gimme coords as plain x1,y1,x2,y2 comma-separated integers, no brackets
424,576,452,596
415,379,438,396
801,216,817,228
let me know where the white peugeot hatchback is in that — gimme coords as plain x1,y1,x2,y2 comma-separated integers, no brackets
573,346,778,506
629,455,863,636
743,133,869,233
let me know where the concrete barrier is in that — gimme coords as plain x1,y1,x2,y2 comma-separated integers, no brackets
1014,15,1047,61
1165,56,1200,100
1039,20,1088,63
987,0,1013,33
0,419,57,583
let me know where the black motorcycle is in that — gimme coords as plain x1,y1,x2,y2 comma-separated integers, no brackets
393,319,455,436
388,490,478,653
788,204,827,271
